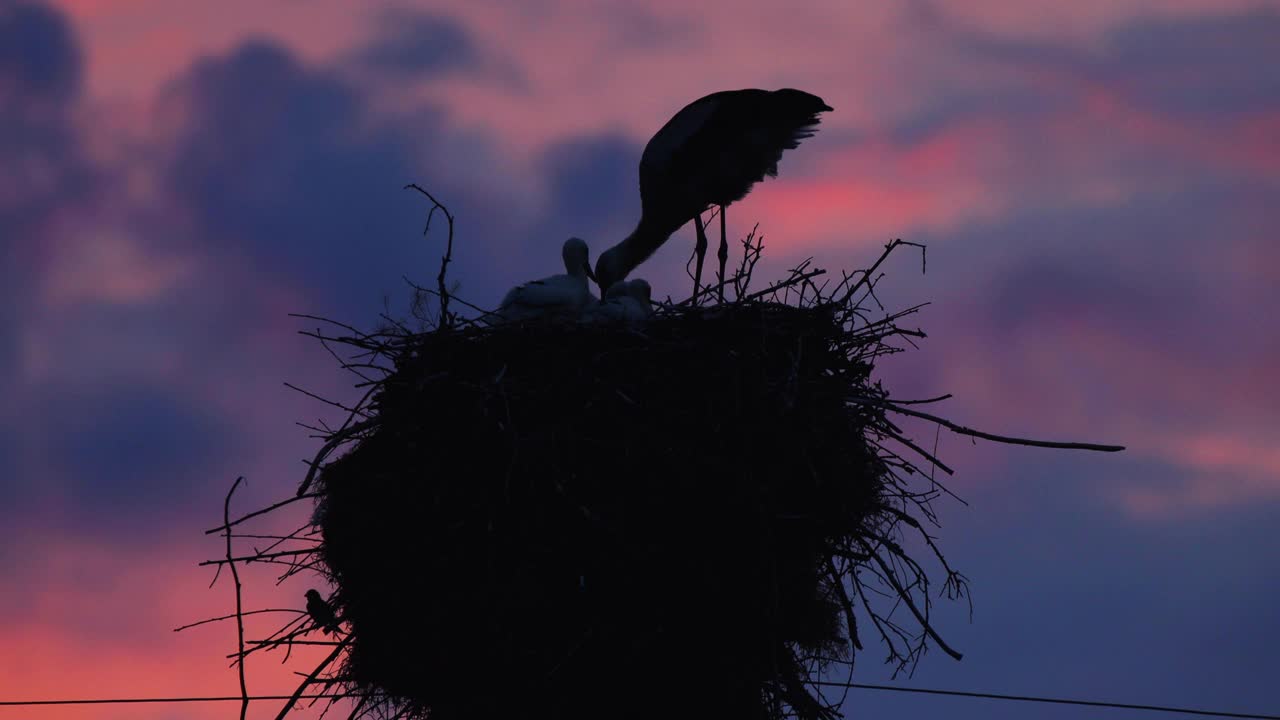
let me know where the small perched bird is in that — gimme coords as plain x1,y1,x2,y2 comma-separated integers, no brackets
494,237,597,323
582,278,653,326
594,88,832,297
305,589,341,635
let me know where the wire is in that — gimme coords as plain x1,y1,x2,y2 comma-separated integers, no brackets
0,694,346,707
0,685,1275,719
810,681,1280,720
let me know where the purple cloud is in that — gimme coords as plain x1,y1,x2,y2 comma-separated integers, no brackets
356,9,480,79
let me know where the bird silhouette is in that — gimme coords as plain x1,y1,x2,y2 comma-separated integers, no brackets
583,278,653,326
594,88,832,298
305,589,341,635
494,237,597,323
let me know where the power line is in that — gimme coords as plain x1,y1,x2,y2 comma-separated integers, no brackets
0,685,1275,720
811,681,1280,720
0,694,341,707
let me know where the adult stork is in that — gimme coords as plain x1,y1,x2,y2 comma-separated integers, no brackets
594,88,832,299
493,237,596,324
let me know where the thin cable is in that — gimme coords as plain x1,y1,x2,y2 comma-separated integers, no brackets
0,694,357,707
811,681,1280,719
1,685,1275,720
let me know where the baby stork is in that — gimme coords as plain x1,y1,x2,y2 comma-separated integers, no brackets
494,237,596,324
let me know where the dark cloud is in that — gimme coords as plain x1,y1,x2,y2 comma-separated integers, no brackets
0,0,88,224
937,6,1280,124
1104,9,1280,120
0,0,92,392
603,4,702,50
877,460,1280,718
886,88,1067,146
890,2,1280,165
860,176,1280,451
973,181,1270,346
16,380,242,539
50,383,235,490
0,0,81,105
980,260,1169,340
160,40,471,318
358,9,479,78
538,133,640,243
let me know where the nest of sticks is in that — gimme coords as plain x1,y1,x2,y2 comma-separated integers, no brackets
192,189,1122,720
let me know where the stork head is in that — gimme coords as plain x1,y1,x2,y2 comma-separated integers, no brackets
628,278,652,306
594,245,628,297
561,237,594,280
305,589,322,602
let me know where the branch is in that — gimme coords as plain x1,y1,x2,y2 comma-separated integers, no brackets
741,268,828,304
878,402,1126,452
200,549,316,567
836,239,925,307
296,418,379,497
405,183,456,329
223,477,249,720
825,556,863,652
273,640,350,720
859,537,963,661
173,608,308,633
205,494,320,536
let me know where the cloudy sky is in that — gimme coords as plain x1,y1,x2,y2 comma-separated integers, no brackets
1,0,1277,718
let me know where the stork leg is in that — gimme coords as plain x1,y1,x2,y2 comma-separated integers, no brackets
717,205,728,303
693,214,709,302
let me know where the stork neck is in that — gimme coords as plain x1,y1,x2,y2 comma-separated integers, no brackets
621,212,681,268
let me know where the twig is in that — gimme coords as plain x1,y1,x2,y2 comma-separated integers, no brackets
174,608,308,633
825,557,863,652
272,640,350,720
282,382,371,418
836,239,925,306
296,418,379,497
405,183,456,329
858,537,963,662
877,402,1127,452
223,477,249,720
200,549,316,567
740,268,828,304
204,494,319,535
403,277,495,319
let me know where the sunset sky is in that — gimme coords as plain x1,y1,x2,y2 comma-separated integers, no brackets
1,0,1278,718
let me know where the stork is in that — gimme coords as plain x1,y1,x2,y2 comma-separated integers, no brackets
594,88,832,300
493,237,596,323
583,278,654,326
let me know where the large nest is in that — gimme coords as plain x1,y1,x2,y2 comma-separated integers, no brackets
194,195,1121,720
322,311,878,719
308,229,970,720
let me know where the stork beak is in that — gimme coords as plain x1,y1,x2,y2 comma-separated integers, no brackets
584,262,598,285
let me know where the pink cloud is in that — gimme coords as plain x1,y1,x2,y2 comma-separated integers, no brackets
41,225,196,306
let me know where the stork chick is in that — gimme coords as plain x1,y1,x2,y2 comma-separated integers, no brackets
583,278,653,327
494,237,596,324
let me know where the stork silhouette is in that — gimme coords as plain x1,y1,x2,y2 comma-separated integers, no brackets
594,89,832,300
493,237,596,324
